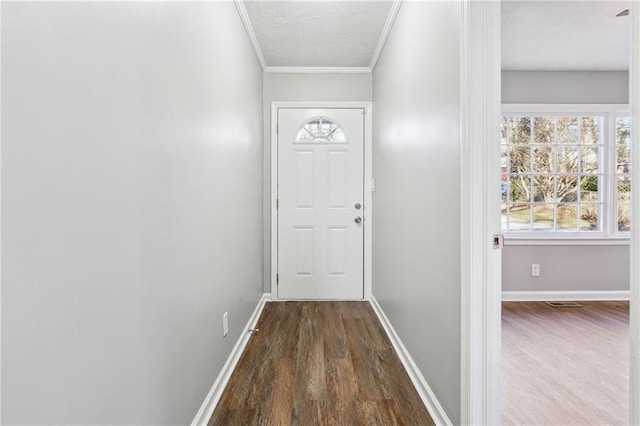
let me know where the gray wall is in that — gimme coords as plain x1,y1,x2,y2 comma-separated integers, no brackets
501,70,630,294
503,245,629,292
502,71,629,104
262,73,372,292
372,2,461,423
2,3,263,424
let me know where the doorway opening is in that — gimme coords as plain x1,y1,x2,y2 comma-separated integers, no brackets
499,2,632,423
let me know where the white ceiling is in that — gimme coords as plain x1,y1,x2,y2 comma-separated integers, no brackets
502,1,631,71
243,0,394,68
241,0,631,71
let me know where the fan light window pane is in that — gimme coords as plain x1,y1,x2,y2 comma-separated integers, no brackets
295,118,347,143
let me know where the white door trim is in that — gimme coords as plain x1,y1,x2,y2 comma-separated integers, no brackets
460,2,502,425
630,2,639,423
270,101,373,301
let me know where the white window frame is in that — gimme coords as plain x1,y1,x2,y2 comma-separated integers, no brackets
501,104,630,244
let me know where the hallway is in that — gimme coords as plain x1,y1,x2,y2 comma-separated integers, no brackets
3,1,638,424
210,302,434,425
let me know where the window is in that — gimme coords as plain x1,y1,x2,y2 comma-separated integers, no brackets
616,116,631,232
295,117,346,143
501,106,630,238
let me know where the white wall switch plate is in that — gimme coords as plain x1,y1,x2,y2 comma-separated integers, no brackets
492,233,504,249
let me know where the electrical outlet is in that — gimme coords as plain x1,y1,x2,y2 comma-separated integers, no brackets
531,264,540,277
223,312,229,337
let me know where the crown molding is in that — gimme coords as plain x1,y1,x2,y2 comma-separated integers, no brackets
234,0,266,71
264,66,372,74
370,0,403,72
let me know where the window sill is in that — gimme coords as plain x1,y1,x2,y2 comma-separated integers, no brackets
503,236,630,246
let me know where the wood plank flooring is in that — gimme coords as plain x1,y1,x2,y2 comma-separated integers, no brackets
209,301,434,426
502,301,629,425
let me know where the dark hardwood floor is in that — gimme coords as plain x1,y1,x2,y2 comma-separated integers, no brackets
502,301,629,425
209,301,434,426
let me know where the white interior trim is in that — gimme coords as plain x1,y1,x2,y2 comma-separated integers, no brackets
629,2,639,424
191,293,271,426
0,2,4,420
363,106,373,301
502,290,631,302
369,0,403,72
460,1,502,425
264,66,371,74
369,296,452,426
271,104,278,300
234,0,267,71
502,103,629,113
270,102,372,301
504,237,630,246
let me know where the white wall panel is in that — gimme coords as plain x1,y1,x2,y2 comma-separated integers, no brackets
372,2,461,423
1,3,263,424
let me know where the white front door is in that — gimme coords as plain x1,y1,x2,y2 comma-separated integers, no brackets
277,108,364,300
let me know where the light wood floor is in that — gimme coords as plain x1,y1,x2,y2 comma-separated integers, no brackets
209,301,434,426
502,301,629,425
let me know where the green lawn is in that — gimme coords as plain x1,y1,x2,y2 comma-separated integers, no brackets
503,204,595,230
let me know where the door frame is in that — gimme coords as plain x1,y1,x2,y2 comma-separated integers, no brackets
630,2,639,423
463,1,640,424
270,101,373,301
460,2,502,424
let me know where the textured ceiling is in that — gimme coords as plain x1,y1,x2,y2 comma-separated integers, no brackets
502,1,631,71
243,0,394,68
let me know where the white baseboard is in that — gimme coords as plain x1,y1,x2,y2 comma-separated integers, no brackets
502,290,630,302
369,296,452,426
191,293,271,426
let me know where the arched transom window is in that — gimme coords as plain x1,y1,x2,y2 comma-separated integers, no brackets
295,117,347,143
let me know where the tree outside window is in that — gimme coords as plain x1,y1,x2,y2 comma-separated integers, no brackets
616,117,631,232
501,114,609,234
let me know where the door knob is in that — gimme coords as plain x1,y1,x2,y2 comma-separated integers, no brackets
355,203,362,210
354,216,362,224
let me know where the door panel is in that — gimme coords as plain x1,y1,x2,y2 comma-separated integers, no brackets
294,227,313,276
278,108,364,300
295,152,314,208
328,151,348,208
327,227,348,275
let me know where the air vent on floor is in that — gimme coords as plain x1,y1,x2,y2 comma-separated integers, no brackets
546,301,583,308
